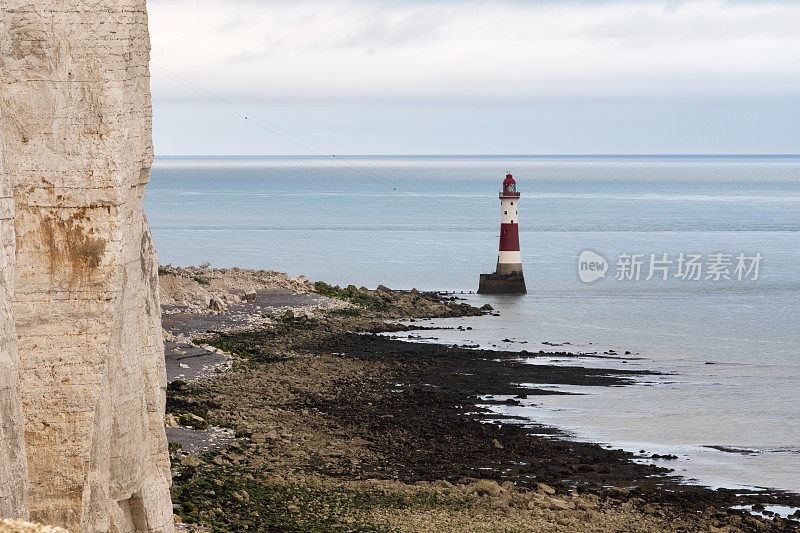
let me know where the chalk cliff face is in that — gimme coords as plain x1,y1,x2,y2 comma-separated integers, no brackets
0,1,173,531
0,87,28,521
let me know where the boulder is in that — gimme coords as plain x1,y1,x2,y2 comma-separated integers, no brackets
180,456,202,468
471,480,502,497
178,413,208,431
537,483,556,495
244,289,257,302
209,297,226,313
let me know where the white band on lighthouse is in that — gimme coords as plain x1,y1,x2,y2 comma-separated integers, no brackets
498,250,521,264
500,199,518,224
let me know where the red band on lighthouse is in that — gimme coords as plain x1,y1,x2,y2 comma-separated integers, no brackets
499,223,520,251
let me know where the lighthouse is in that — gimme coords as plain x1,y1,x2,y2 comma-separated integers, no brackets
478,173,527,294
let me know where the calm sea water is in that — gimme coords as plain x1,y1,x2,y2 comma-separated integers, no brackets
146,155,800,494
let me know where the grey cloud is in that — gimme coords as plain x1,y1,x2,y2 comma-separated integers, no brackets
217,14,248,33
335,8,451,50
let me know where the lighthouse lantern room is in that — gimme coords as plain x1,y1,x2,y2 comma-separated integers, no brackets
478,173,527,294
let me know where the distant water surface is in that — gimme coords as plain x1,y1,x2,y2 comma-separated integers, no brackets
146,155,800,494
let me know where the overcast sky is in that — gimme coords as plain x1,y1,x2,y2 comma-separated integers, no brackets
149,0,800,155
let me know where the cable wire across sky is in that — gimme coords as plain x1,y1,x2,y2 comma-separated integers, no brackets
152,63,500,229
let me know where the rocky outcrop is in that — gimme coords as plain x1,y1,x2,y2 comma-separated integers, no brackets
0,1,173,531
0,85,28,521
158,264,314,310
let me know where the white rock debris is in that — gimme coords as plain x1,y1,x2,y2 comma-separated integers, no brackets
0,519,69,533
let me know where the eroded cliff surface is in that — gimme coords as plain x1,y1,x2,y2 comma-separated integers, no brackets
0,1,173,531
0,76,28,521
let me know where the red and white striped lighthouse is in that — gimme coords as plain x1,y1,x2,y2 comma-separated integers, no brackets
497,173,523,275
478,173,527,294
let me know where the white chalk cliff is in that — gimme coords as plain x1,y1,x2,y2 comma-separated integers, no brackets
0,0,173,531
0,78,29,522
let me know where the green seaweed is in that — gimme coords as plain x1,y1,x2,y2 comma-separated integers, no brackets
167,380,221,418
178,412,209,430
200,316,316,364
313,282,392,311
155,266,208,286
170,455,471,532
327,308,362,317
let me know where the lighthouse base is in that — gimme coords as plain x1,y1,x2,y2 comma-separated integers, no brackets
477,272,527,294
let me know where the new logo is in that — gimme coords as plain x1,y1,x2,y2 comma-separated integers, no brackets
578,251,608,283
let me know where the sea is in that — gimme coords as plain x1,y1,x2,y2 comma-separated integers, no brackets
145,155,800,495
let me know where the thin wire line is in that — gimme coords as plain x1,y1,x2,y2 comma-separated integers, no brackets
151,63,501,229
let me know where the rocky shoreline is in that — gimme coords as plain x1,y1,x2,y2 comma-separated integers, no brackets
158,266,800,531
